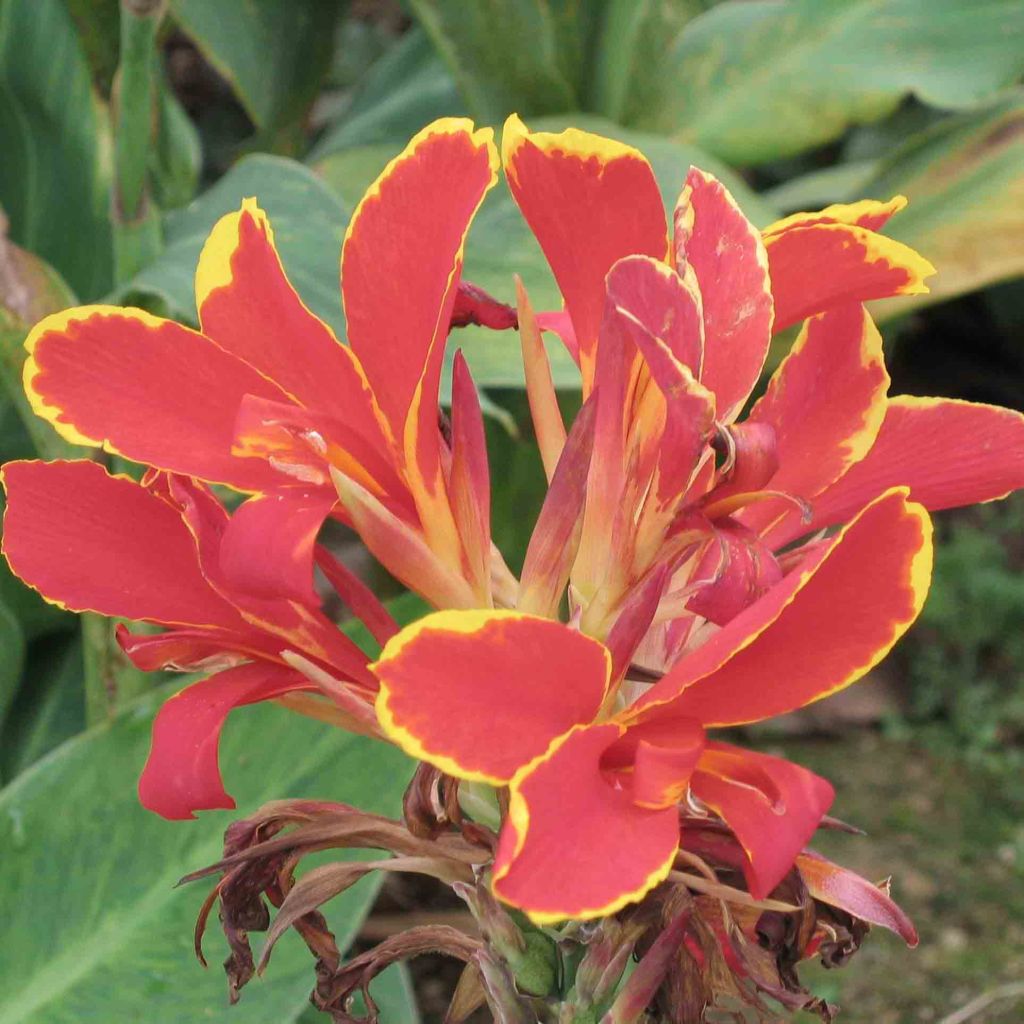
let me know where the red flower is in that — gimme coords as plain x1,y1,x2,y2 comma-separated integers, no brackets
18,120,507,610
1,459,386,819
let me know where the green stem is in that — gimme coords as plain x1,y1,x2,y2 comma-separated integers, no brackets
111,0,167,283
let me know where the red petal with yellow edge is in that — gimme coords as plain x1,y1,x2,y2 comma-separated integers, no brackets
342,118,497,438
219,487,338,607
628,488,933,725
492,723,679,923
502,114,668,386
739,305,889,536
675,169,773,422
24,306,288,491
796,850,918,946
692,743,834,899
1,460,243,629
765,223,935,332
373,611,611,785
763,195,907,236
765,396,1024,548
139,662,311,819
197,200,385,431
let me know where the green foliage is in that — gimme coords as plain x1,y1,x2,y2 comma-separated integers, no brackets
899,495,1024,769
0,685,414,1022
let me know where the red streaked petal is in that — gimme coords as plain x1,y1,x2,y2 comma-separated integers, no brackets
518,281,568,481
767,395,1024,548
502,114,668,387
739,305,890,535
765,223,935,332
24,306,288,490
197,199,383,425
675,169,773,422
1,460,243,629
450,280,518,330
219,487,337,608
492,723,679,924
449,352,491,600
342,118,498,439
116,624,267,672
138,662,311,819
607,716,706,810
373,611,611,785
314,546,399,648
518,395,597,618
763,196,907,235
692,743,834,899
629,488,933,725
796,850,919,946
536,308,580,366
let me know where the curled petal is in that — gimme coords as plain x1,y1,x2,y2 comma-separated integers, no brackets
502,114,668,386
1,460,242,629
373,611,611,784
139,663,312,819
493,724,680,923
763,196,907,235
630,488,933,725
24,306,287,490
796,850,919,946
219,488,338,608
692,744,835,898
765,222,935,332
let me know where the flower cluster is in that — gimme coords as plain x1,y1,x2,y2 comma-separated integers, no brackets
4,117,1024,1020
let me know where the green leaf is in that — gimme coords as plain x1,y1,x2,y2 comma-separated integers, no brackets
0,634,85,779
123,154,350,335
589,0,713,122
309,28,465,163
409,0,601,123
169,0,343,145
621,0,1024,166
0,684,414,1023
149,74,202,210
860,93,1024,319
0,0,114,298
0,596,25,734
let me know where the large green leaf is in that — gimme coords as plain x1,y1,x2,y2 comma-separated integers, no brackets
169,0,343,144
0,685,414,1023
124,154,350,335
859,94,1024,318
621,0,1024,166
309,28,465,163
0,596,24,733
409,0,602,124
0,0,113,298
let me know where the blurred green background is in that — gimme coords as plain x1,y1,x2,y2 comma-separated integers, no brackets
1,2,1023,1021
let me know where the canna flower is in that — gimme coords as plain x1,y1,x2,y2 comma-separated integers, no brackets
17,119,511,611
504,118,1024,664
370,483,932,922
0,458,398,819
